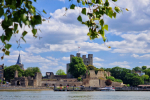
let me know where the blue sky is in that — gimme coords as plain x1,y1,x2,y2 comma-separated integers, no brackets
1,0,150,75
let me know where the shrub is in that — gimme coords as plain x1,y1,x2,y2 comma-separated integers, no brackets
77,77,82,81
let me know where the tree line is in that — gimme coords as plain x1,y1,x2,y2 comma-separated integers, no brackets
4,65,40,82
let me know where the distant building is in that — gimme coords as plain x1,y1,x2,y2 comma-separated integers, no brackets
0,64,4,81
135,71,145,76
16,53,24,70
66,53,93,78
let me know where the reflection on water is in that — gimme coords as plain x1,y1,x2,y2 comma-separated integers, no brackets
0,91,150,100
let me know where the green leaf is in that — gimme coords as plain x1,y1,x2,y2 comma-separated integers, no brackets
113,12,116,18
0,7,4,17
70,4,75,9
22,31,27,37
82,8,86,15
100,19,104,26
34,15,42,25
115,6,120,13
5,51,10,55
77,15,82,22
1,34,5,42
112,0,117,2
104,25,108,31
14,23,18,33
92,0,95,3
77,0,80,3
43,10,47,14
4,13,8,21
32,29,37,36
82,1,85,5
21,37,26,43
5,44,12,50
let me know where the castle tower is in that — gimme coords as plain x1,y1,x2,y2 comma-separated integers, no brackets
76,53,80,57
14,70,18,78
70,55,74,63
88,54,93,65
16,53,24,70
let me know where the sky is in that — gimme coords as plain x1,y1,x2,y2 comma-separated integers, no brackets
1,0,150,75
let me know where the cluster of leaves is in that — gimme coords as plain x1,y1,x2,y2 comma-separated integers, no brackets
4,65,41,81
86,65,104,74
77,77,82,81
106,76,123,83
56,69,66,75
0,0,46,60
4,65,24,81
106,66,150,86
68,56,87,78
23,67,40,77
68,0,129,44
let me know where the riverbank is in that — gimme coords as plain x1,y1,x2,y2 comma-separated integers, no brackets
0,86,53,91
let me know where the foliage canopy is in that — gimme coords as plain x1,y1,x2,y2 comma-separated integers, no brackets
68,57,87,78
56,69,66,75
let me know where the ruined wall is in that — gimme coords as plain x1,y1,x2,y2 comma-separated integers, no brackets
34,72,42,87
89,70,111,78
41,79,82,86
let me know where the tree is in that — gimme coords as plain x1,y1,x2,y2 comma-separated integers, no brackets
133,66,142,71
110,66,131,82
4,65,24,81
105,79,112,86
107,76,115,81
142,66,147,70
0,0,128,59
141,75,149,81
0,79,1,83
68,57,87,78
124,73,144,86
24,67,41,77
56,69,66,75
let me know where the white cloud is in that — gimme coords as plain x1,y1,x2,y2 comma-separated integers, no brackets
131,54,150,59
109,61,130,68
62,57,70,61
93,63,103,67
93,57,104,61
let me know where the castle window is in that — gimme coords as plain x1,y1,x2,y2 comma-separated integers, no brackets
87,61,88,63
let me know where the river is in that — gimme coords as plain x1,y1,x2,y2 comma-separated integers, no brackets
0,91,150,100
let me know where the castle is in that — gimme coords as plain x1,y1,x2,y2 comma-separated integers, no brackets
10,53,122,87
67,53,93,78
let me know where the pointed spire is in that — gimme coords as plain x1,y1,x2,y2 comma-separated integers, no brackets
16,53,22,64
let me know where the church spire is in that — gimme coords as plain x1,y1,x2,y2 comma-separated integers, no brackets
16,53,22,64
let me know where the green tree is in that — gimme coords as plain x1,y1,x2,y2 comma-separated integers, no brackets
141,75,149,81
0,79,2,83
68,57,87,78
133,66,142,71
24,67,41,77
110,66,131,82
107,76,115,81
4,65,24,81
142,66,147,70
0,0,128,59
124,73,144,86
56,69,66,75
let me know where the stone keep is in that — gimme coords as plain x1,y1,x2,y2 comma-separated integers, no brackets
67,53,93,78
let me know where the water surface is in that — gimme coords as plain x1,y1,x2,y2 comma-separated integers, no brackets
0,91,149,100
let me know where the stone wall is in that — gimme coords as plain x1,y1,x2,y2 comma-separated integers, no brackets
89,70,111,78
41,79,82,87
34,72,42,87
